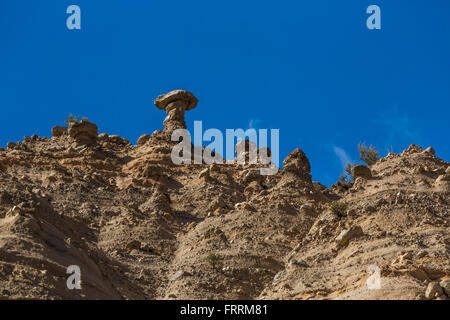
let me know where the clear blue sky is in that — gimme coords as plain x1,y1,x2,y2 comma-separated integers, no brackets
1,0,449,186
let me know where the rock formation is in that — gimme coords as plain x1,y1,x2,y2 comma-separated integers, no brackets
0,90,448,300
154,90,198,135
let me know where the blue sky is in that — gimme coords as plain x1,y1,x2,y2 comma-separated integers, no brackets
1,0,449,186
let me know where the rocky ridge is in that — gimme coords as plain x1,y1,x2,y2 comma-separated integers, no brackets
0,90,448,300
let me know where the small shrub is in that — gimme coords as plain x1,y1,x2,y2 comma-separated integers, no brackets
64,114,87,125
338,162,354,182
206,253,223,270
358,143,380,166
329,202,347,217
344,162,353,179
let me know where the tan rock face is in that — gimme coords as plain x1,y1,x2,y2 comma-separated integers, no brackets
0,90,449,301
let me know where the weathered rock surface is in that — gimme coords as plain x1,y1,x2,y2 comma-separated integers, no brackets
0,90,448,300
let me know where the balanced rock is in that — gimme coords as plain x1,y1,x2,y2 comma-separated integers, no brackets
154,90,198,134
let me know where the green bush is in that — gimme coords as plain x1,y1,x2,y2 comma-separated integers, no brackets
206,253,223,270
358,143,380,166
329,202,347,217
339,162,354,183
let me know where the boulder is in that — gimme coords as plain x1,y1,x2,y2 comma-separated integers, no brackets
273,270,287,284
335,225,363,247
243,169,261,183
126,240,141,252
436,174,450,183
351,165,372,179
199,168,210,180
288,259,309,268
208,197,229,214
51,126,67,137
425,282,443,300
137,134,151,146
440,280,450,296
282,148,311,180
299,204,317,217
108,135,129,145
142,165,162,178
209,163,221,174
169,270,191,281
68,120,98,143
422,146,435,156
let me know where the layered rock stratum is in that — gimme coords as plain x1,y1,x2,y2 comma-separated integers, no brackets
0,90,448,300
